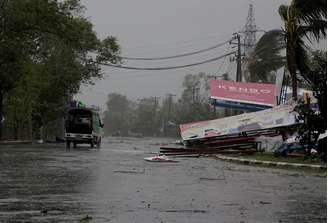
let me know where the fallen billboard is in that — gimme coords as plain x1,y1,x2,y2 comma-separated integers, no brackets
210,79,278,110
180,103,297,141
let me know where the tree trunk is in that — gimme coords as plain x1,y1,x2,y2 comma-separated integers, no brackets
285,6,298,101
286,23,298,101
0,92,3,140
287,47,298,101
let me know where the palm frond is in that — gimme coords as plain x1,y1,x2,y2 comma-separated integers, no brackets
247,29,286,83
293,0,326,23
278,5,289,22
295,38,311,78
297,19,327,42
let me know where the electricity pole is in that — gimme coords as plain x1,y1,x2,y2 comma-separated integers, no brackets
229,34,244,116
236,34,242,82
190,86,200,119
207,75,224,118
231,34,242,82
164,93,175,136
151,96,160,136
166,93,175,121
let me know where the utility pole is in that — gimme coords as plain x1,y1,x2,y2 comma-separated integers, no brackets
236,34,242,82
207,75,224,80
229,34,244,116
164,93,175,136
151,96,160,136
230,34,243,82
191,86,200,105
191,86,200,104
191,86,200,119
151,96,160,118
207,75,224,118
166,93,175,121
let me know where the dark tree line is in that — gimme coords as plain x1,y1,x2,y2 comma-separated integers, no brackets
0,0,120,140
103,73,221,138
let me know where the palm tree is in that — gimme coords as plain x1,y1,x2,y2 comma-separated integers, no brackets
278,0,326,100
247,30,286,83
248,0,326,98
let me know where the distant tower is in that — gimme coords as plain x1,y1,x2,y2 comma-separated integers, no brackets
242,4,257,81
244,4,257,55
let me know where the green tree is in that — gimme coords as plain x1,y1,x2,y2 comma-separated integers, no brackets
0,0,120,139
247,30,286,83
294,50,326,158
133,97,160,136
3,77,34,140
278,0,326,100
103,93,131,136
176,73,213,124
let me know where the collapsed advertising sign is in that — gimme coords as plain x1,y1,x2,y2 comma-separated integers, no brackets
210,79,277,110
180,103,297,141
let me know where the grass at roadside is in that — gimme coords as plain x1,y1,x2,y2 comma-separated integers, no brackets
227,152,326,165
220,152,326,175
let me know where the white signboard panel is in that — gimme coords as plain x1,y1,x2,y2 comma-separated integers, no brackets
180,103,297,141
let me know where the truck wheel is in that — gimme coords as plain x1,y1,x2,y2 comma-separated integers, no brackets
73,142,77,148
90,141,94,148
66,141,71,149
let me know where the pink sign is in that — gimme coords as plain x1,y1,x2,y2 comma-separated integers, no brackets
210,79,277,106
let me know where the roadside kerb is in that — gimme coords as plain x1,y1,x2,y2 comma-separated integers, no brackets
0,141,33,145
215,155,327,170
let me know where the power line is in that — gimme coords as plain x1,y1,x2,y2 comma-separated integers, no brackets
120,39,232,61
121,33,233,52
214,44,231,76
93,51,235,71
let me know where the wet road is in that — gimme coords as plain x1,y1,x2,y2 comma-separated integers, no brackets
0,137,326,223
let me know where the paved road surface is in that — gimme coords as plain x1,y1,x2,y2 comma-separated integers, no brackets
0,137,326,222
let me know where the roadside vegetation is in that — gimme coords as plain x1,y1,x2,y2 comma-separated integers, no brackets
104,0,326,141
0,0,120,140
103,72,220,137
248,0,326,159
236,153,325,165
0,0,326,151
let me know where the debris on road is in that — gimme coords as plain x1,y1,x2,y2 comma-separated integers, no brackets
160,103,301,158
144,155,179,162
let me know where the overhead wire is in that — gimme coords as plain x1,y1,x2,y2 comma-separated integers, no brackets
103,69,189,80
121,39,228,59
120,38,232,60
121,33,233,52
213,44,232,76
92,51,235,71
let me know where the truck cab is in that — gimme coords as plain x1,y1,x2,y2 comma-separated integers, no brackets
65,108,103,148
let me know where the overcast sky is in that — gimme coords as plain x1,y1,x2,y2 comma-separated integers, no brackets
76,0,324,110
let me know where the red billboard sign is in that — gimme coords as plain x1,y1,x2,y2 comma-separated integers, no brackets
210,79,277,107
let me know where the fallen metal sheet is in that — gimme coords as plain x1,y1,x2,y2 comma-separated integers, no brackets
180,102,297,142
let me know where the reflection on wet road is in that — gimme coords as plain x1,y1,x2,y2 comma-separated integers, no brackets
0,137,326,222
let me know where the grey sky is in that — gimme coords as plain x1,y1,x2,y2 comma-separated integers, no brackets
76,0,323,110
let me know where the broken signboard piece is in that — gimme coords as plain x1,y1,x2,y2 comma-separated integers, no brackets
180,102,297,142
144,155,179,163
